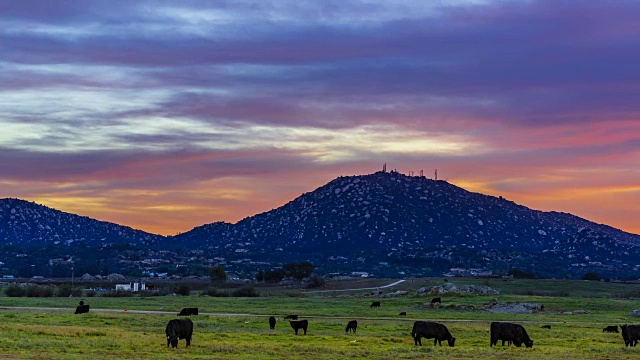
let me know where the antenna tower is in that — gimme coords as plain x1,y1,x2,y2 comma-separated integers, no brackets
435,169,438,180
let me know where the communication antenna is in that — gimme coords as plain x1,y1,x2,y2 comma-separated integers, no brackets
419,170,424,177
383,163,387,172
409,171,414,176
435,169,438,180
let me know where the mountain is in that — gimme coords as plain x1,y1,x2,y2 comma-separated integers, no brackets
173,171,640,278
0,198,164,248
2,171,640,279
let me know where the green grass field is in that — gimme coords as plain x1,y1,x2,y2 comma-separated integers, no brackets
1,278,639,359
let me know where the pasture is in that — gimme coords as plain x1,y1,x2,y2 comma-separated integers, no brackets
1,278,640,359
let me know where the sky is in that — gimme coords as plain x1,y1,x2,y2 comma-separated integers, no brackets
1,0,640,236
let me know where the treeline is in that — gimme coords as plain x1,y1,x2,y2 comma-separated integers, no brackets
256,262,314,283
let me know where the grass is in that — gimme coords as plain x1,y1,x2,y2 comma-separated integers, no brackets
1,278,639,359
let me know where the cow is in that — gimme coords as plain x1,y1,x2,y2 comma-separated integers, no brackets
603,325,618,333
411,321,455,347
621,325,640,347
346,320,358,333
490,322,533,348
399,312,407,316
74,303,90,314
165,318,193,348
430,297,441,304
177,307,198,316
284,314,298,320
370,301,381,308
269,316,276,329
289,319,308,335
541,325,551,329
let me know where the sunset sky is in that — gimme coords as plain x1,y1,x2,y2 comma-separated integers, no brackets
1,0,640,236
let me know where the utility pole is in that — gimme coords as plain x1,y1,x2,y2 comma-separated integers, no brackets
435,169,438,180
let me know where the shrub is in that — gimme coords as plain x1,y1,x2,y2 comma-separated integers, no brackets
25,285,53,297
205,287,217,297
231,286,259,297
305,275,326,289
56,284,72,297
85,290,97,297
174,284,191,296
71,287,84,297
5,284,25,297
582,272,600,281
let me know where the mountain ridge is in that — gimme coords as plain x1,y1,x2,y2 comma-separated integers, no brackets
2,171,639,278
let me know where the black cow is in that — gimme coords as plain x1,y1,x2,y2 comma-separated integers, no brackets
269,316,276,329
370,301,381,308
346,320,358,333
165,318,193,348
411,321,455,347
622,325,640,347
289,319,308,335
541,325,551,329
177,307,198,316
284,314,298,320
490,322,533,348
603,325,618,333
74,304,90,314
399,312,407,316
430,297,441,304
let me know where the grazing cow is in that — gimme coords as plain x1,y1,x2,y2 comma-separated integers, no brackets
370,301,381,308
346,320,358,333
621,325,640,347
399,312,407,316
541,325,551,329
490,322,533,348
269,316,276,329
430,297,441,304
284,314,299,320
603,325,618,333
411,321,455,347
74,304,90,314
165,319,193,348
177,307,198,316
289,320,308,335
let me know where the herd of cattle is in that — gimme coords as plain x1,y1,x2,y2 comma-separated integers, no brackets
72,302,640,350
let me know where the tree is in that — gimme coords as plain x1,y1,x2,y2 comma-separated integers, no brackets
582,272,600,281
209,265,227,283
284,262,314,280
255,270,264,283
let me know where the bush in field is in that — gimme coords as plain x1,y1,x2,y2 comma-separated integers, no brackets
140,290,158,297
204,287,217,296
5,284,25,297
508,269,536,279
263,269,286,283
174,284,191,296
284,262,314,280
85,290,96,297
56,284,72,297
304,275,326,288
71,287,84,297
231,286,259,297
582,272,600,281
25,285,54,297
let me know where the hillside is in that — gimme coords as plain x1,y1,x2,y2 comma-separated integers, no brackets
173,171,640,278
2,171,640,278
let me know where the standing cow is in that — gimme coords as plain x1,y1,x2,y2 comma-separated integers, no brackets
289,319,308,335
603,325,618,333
490,322,533,348
370,301,381,308
269,316,276,329
622,325,640,347
411,321,455,347
165,319,193,348
346,320,358,333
